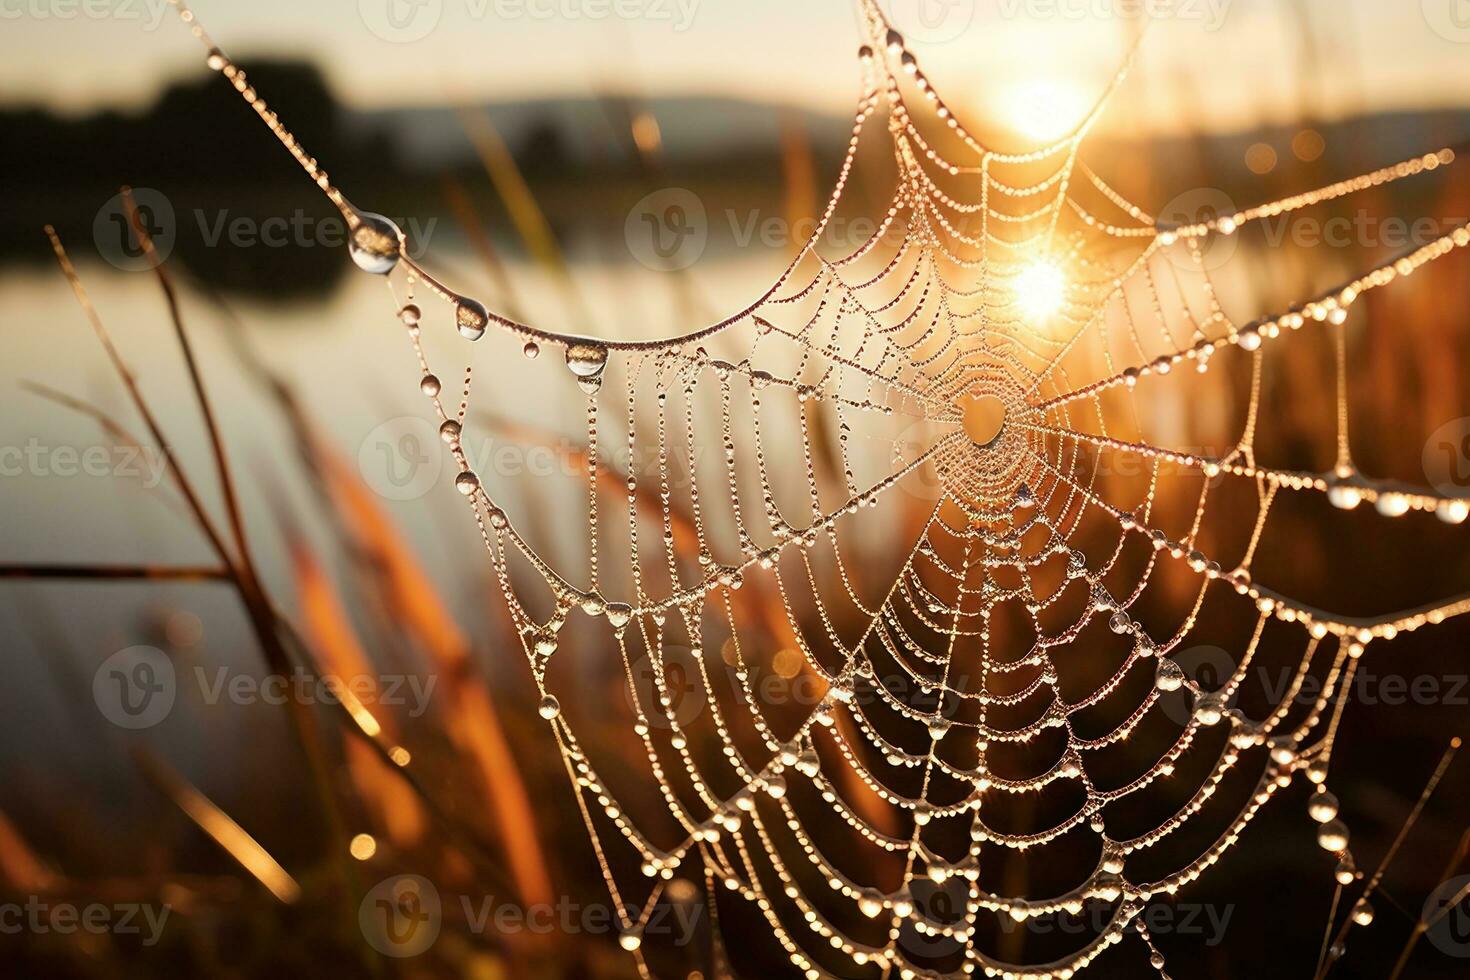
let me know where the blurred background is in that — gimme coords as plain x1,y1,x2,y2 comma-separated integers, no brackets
2,0,1470,977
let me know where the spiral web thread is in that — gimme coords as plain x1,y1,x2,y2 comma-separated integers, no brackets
163,1,1470,976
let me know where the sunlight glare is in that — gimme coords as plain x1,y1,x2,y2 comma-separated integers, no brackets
1003,80,1089,143
1012,260,1067,323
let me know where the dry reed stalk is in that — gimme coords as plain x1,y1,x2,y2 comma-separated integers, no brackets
134,750,301,905
457,106,593,327
312,443,557,913
288,535,430,849
0,811,57,892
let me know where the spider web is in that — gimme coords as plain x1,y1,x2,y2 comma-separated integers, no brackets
165,0,1470,975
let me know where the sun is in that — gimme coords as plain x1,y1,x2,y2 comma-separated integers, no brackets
1003,79,1089,143
1010,259,1068,322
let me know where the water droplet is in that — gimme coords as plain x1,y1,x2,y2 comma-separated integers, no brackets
455,471,479,495
487,507,508,529
420,374,441,397
1193,691,1226,725
206,49,227,71
1308,791,1339,823
455,297,489,341
885,28,904,53
523,340,540,359
439,419,461,445
565,342,609,380
347,211,401,274
398,303,421,326
538,694,561,720
605,602,633,629
1317,818,1350,852
1155,659,1185,692
1375,492,1410,517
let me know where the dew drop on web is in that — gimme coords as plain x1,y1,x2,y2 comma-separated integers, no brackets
454,296,489,341
565,342,608,393
346,210,401,274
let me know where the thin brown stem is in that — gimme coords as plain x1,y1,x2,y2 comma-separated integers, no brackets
1319,738,1460,979
0,564,228,581
1388,828,1470,980
122,188,252,563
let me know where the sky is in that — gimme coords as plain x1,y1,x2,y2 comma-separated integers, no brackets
3,0,1470,134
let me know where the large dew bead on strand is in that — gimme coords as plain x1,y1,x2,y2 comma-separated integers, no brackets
455,296,489,341
346,210,401,274
1193,691,1226,726
1307,790,1339,823
1154,658,1185,693
1316,818,1350,853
